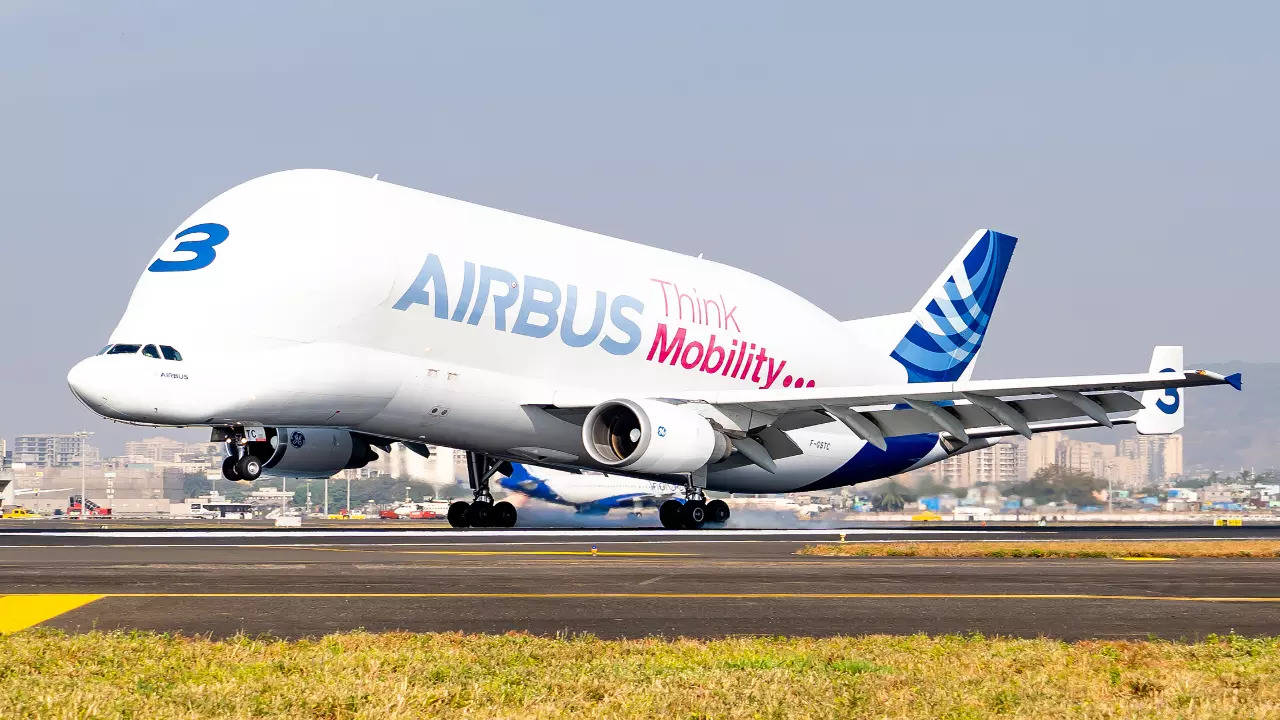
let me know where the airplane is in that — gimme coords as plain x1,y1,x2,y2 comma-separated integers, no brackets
495,462,687,520
65,169,1242,529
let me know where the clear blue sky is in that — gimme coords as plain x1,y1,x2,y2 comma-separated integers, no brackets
2,1,1275,454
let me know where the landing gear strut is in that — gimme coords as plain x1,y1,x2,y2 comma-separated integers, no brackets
447,451,517,528
659,470,730,529
219,428,264,482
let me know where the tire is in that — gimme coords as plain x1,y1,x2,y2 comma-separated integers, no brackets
465,501,492,528
235,455,262,481
681,500,707,530
706,499,730,524
493,501,518,528
659,500,683,529
221,456,241,482
447,501,470,528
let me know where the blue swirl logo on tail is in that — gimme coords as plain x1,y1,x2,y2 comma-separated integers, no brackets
890,230,1016,383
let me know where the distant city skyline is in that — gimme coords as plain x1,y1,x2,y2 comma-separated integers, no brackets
3,2,1275,455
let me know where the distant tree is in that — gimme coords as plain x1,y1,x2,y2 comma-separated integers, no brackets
1006,465,1104,506
873,481,912,511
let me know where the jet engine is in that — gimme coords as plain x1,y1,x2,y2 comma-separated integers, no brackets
261,428,381,478
581,398,730,474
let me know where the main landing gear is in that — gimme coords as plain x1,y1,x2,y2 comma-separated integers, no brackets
659,473,731,530
219,429,264,482
447,451,518,528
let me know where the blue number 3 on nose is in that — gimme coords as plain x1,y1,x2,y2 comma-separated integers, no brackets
148,223,228,272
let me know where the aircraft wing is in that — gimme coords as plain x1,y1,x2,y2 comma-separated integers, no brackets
665,369,1238,413
550,366,1241,452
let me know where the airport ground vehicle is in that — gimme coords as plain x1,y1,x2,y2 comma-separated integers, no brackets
379,501,447,519
66,170,1241,529
67,497,111,517
1,507,41,519
911,511,943,521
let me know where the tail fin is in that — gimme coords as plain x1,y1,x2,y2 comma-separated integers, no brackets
1136,346,1184,434
887,229,1017,383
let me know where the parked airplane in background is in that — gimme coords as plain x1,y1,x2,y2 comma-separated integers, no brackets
496,462,699,524
67,170,1241,529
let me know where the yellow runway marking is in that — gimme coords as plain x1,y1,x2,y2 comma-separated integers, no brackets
1117,557,1176,562
0,594,103,634
5,592,1279,603
263,546,692,557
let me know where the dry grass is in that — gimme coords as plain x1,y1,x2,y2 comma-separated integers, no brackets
1,630,1279,718
798,540,1280,559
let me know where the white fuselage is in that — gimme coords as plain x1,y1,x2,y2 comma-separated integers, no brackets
68,169,951,492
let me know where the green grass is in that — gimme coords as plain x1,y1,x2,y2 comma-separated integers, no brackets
2,630,1279,718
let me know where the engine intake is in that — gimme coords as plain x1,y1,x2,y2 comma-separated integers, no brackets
582,398,729,474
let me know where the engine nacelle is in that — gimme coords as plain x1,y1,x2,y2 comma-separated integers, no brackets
262,428,380,478
582,398,729,474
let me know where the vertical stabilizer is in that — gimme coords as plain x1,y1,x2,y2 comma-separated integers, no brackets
1136,346,1184,434
888,229,1017,383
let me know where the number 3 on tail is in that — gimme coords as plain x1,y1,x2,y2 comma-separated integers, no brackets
148,223,228,272
1156,367,1180,414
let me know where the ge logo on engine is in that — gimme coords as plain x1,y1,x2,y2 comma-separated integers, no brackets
289,431,306,448
656,426,667,437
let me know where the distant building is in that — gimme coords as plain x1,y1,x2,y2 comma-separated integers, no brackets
938,440,1026,487
122,436,221,465
12,434,99,468
1062,440,1116,479
339,444,463,489
1119,434,1183,484
1026,432,1061,477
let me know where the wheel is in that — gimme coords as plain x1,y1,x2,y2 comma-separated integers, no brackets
493,501,517,528
659,500,683,529
447,501,470,528
234,455,262,481
465,501,492,527
681,500,707,530
221,456,241,482
706,499,730,524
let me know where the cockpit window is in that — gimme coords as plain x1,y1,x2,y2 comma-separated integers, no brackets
160,345,183,361
106,344,141,355
141,344,161,359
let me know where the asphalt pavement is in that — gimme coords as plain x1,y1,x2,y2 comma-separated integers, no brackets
1,525,1278,639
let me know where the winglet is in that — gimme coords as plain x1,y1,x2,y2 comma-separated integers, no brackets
1225,372,1243,391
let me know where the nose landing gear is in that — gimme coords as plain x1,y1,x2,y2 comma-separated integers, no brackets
218,428,266,482
447,451,517,528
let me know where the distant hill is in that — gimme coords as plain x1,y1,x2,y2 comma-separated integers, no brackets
1181,361,1279,472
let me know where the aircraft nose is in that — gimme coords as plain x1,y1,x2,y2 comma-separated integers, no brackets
67,357,117,415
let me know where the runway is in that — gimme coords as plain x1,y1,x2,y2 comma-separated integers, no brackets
2,525,1278,639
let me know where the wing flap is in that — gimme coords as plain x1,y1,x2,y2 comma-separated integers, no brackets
865,392,1143,437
